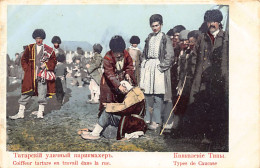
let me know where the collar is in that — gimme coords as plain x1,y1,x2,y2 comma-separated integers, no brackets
129,46,140,50
212,29,220,38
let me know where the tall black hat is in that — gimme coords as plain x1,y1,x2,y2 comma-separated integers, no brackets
32,29,46,39
173,25,186,34
204,9,223,22
51,36,62,44
130,36,140,44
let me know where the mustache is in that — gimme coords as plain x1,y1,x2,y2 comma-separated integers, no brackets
209,25,216,29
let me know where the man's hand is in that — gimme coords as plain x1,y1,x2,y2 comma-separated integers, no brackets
125,74,132,84
86,64,90,68
118,84,127,94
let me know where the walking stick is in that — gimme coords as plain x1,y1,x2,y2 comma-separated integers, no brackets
160,75,187,135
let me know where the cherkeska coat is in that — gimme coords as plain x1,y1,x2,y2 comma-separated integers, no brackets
21,44,57,96
99,50,136,115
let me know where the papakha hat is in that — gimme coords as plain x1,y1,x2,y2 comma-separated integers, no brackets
109,35,126,52
32,29,46,39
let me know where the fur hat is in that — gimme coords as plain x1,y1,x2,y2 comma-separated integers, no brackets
166,29,174,36
179,30,190,41
51,36,62,44
204,9,223,22
130,36,140,44
109,35,126,52
93,43,103,54
149,14,163,25
173,25,186,34
188,30,201,39
32,29,46,39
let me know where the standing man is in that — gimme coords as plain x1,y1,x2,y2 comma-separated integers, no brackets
86,43,103,104
127,35,142,86
189,9,228,143
140,14,174,130
9,29,57,119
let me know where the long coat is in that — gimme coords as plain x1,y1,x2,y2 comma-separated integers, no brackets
21,43,57,96
188,29,228,127
99,50,136,115
87,52,103,85
189,29,228,104
142,32,174,101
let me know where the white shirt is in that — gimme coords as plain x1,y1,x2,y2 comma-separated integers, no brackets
36,44,43,55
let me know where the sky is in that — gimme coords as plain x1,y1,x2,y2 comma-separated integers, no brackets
7,4,221,59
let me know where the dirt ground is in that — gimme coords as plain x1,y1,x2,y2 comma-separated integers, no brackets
6,77,228,152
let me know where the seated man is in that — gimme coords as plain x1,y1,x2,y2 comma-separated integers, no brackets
80,81,147,140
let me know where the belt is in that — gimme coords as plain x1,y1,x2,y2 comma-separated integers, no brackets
131,114,144,120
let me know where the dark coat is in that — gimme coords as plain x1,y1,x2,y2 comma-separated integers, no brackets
21,44,57,96
99,50,136,115
142,32,174,101
189,29,228,104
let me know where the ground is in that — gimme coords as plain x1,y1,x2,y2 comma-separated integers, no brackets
6,77,228,152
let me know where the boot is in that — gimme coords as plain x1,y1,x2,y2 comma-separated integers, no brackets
37,104,45,119
81,124,103,140
9,104,25,120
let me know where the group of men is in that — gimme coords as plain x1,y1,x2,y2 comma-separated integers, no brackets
9,9,228,143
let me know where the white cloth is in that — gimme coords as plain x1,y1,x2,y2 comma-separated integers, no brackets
125,131,144,139
140,59,165,94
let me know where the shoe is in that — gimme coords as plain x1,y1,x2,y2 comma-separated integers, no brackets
148,122,159,130
78,86,83,88
163,122,173,129
90,101,99,104
81,132,100,140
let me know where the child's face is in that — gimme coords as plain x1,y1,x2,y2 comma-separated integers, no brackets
76,60,80,64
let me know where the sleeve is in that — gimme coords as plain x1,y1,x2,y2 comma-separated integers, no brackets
221,32,229,93
21,46,30,71
158,36,174,71
45,51,57,71
124,54,136,85
124,54,134,76
103,56,121,89
88,55,102,74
